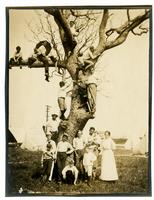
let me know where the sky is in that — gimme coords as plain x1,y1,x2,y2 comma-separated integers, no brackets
8,8,150,148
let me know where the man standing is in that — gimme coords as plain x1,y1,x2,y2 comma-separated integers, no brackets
42,113,59,142
73,130,85,179
56,133,74,183
46,113,60,144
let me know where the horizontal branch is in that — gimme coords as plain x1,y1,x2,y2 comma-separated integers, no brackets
9,59,66,69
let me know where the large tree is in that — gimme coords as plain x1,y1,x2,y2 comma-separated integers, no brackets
11,8,151,143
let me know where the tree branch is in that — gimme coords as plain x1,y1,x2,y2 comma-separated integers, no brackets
44,8,77,54
25,20,41,42
46,15,62,60
105,10,150,50
9,59,66,69
94,9,109,56
131,25,149,36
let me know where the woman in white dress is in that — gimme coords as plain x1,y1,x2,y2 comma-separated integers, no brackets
100,131,118,181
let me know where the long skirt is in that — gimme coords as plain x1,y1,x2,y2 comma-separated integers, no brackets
100,150,118,181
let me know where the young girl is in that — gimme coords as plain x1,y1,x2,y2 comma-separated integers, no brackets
83,145,97,184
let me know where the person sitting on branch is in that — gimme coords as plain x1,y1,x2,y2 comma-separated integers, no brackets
70,20,80,38
9,46,23,67
28,40,52,82
79,46,97,70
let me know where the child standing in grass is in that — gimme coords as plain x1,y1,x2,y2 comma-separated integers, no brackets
83,145,97,185
41,143,56,184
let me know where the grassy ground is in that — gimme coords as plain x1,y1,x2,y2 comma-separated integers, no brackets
6,146,150,196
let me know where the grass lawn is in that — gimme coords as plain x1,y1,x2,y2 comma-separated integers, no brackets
6,146,151,196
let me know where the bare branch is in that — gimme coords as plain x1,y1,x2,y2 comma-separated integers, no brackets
44,8,77,54
105,10,150,50
78,29,98,53
131,25,149,35
25,20,41,42
94,9,109,56
127,9,131,23
9,59,66,69
45,15,62,60
70,9,101,17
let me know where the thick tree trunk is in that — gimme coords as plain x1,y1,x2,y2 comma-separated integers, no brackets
58,83,91,144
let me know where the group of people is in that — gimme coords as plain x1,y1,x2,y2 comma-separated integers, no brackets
36,117,118,186
9,41,58,82
9,42,98,118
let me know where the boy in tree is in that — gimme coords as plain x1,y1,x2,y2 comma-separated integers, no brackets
85,66,98,117
9,46,23,67
58,80,72,120
79,46,97,70
28,40,52,82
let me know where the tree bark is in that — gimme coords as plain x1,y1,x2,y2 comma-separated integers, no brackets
58,83,91,143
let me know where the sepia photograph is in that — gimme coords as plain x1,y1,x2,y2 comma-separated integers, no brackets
6,6,152,196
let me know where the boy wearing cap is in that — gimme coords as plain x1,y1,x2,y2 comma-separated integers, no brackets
41,143,56,184
56,133,74,183
62,159,78,185
43,113,59,141
47,113,60,144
